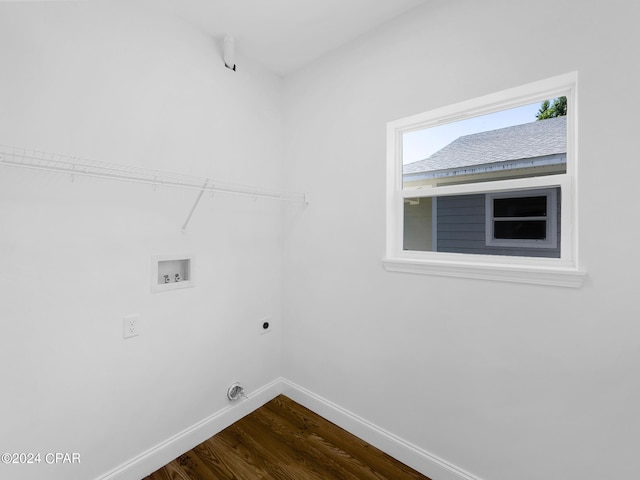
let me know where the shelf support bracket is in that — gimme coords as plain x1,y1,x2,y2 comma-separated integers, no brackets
182,179,209,232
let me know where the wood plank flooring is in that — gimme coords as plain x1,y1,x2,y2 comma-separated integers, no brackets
143,395,431,480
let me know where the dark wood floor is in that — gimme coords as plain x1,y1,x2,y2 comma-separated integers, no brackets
144,394,431,480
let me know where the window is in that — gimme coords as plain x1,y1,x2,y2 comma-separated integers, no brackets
384,73,585,287
486,188,558,251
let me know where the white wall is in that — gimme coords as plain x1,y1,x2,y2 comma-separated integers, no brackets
282,1,640,479
0,2,286,479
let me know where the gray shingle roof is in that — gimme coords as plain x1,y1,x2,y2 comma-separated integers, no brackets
403,116,566,175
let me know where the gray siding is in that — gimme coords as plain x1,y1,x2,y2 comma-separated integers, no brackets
437,189,561,258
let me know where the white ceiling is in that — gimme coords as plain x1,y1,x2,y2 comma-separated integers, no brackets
148,0,428,76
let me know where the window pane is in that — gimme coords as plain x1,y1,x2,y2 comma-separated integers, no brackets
403,197,434,252
494,196,547,217
403,191,560,258
494,220,547,240
403,99,567,190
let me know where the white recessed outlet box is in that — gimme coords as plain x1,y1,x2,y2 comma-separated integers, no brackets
151,254,194,293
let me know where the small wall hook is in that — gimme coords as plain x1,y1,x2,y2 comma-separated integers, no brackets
224,35,236,71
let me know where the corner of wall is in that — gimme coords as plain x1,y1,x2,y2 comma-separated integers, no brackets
280,379,483,480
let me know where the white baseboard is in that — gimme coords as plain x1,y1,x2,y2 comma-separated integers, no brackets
97,377,481,480
96,378,282,480
280,378,483,480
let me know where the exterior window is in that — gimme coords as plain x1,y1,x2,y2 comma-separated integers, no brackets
385,73,585,287
486,189,558,251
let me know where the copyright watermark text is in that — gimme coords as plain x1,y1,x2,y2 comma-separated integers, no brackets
1,452,80,464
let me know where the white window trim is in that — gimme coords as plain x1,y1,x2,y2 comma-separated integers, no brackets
485,188,557,249
384,72,586,287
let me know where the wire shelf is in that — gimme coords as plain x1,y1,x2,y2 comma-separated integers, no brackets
0,144,307,204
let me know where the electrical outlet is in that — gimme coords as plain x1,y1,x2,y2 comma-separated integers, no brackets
123,314,139,339
259,317,272,335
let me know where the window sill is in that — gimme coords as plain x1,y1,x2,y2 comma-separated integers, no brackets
382,257,586,288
